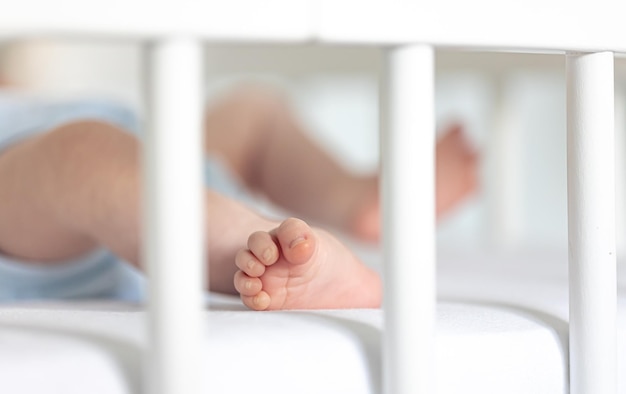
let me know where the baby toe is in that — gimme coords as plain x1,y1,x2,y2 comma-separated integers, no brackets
235,249,266,277
241,291,271,311
247,231,279,266
274,218,317,265
234,271,263,296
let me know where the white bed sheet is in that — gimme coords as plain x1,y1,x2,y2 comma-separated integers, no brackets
0,248,623,394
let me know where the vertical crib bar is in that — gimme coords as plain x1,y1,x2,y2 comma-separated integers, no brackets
144,39,205,394
485,74,524,249
566,51,617,394
382,44,436,394
615,82,626,255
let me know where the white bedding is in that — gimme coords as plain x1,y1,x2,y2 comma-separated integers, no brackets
1,249,624,394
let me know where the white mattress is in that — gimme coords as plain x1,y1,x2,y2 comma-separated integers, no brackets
1,248,624,394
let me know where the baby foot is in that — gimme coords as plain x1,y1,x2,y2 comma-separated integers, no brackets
234,218,381,311
349,123,478,243
435,123,478,217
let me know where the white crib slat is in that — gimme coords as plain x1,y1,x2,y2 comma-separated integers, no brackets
485,74,525,248
382,44,436,394
144,39,205,394
615,83,626,255
566,51,617,394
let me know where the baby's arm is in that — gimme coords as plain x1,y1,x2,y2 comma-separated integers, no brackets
0,121,142,264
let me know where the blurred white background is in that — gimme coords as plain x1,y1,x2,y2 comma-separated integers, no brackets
2,41,625,254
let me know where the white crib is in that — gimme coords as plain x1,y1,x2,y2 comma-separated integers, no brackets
0,1,623,393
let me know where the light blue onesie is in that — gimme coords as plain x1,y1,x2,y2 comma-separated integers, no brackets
0,93,250,303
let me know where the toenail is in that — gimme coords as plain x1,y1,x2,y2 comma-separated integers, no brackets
247,260,256,270
245,280,252,290
262,248,273,262
289,236,306,249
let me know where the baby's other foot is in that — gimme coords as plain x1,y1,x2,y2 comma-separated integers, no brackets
435,123,478,217
348,124,477,243
234,218,381,311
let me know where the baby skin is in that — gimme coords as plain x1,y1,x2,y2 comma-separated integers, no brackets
222,91,477,310
234,218,381,310
232,130,475,311
0,85,476,312
205,86,478,246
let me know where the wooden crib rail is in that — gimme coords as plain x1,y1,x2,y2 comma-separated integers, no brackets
1,2,622,394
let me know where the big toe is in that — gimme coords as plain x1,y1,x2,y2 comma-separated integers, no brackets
273,218,317,265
